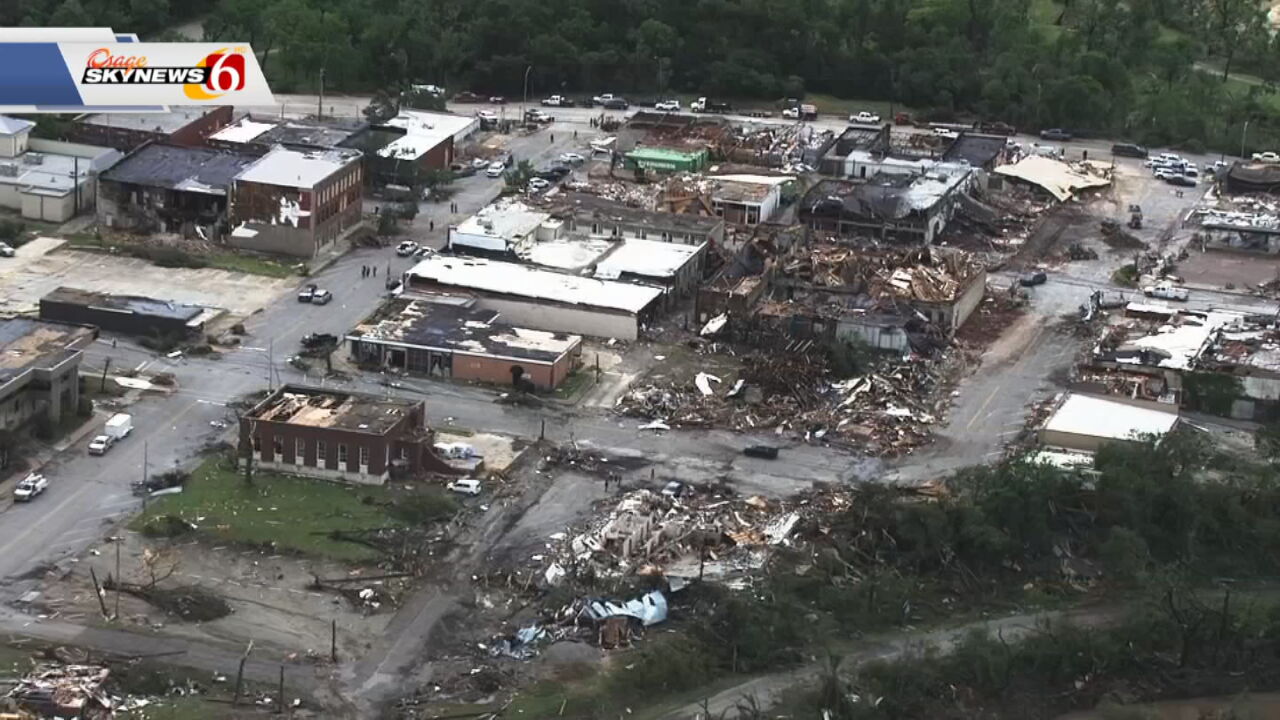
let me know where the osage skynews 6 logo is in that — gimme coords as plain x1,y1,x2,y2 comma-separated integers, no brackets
80,47,249,99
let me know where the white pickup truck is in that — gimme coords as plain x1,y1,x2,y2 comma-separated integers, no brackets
1143,281,1189,301
849,111,881,124
14,473,48,502
541,95,572,107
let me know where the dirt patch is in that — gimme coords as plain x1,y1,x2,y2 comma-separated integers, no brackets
1178,248,1280,290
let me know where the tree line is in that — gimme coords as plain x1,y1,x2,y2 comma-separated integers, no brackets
11,0,1280,152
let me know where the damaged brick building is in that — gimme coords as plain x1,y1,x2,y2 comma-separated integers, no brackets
241,385,453,485
228,146,364,257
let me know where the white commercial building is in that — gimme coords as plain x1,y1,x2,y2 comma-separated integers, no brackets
1039,393,1180,453
403,255,664,340
0,116,121,222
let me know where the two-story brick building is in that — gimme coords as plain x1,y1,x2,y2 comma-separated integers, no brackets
228,146,364,257
240,385,453,485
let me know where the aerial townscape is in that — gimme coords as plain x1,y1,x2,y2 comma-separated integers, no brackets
6,0,1280,718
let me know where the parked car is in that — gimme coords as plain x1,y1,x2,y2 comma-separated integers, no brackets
661,481,688,499
485,162,505,178
524,108,552,123
413,246,434,258
601,97,629,110
1252,151,1280,163
1039,128,1072,141
310,288,333,305
977,120,1016,135
301,333,338,350
743,445,779,459
297,283,317,302
477,110,497,123
528,177,551,193
447,479,482,496
1166,174,1198,187
541,95,574,107
1019,271,1048,287
781,106,800,119
559,152,585,165
488,96,505,104
654,99,681,112
535,164,571,181
396,241,419,257
849,111,880,124
0,242,13,258
13,473,47,502
1143,281,1189,301
1111,143,1149,158
1153,167,1177,180
933,127,959,140
1155,152,1183,165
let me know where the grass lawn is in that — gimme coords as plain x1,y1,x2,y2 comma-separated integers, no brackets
131,457,404,562
200,249,300,278
553,369,595,400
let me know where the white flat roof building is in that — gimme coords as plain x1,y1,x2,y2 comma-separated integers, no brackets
208,118,277,145
594,238,705,280
235,146,362,188
378,110,479,161
1039,393,1180,453
449,200,553,253
404,255,664,340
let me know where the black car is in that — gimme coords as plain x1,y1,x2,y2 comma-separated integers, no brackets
1039,128,1072,141
535,164,572,181
1111,142,1148,159
602,97,629,110
743,445,779,459
1019,271,1048,287
1166,174,1198,187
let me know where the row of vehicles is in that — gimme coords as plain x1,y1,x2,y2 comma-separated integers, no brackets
1145,152,1202,187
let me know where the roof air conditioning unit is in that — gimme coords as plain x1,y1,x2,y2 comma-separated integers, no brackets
22,152,43,165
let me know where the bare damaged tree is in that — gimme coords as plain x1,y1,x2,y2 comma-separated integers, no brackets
141,548,179,590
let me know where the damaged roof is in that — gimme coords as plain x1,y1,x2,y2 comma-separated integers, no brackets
0,317,94,388
42,286,206,322
248,385,420,434
406,255,664,315
994,155,1110,201
942,132,1008,168
1043,393,1179,442
549,192,724,235
77,108,225,133
100,143,259,194
803,166,972,221
348,298,581,364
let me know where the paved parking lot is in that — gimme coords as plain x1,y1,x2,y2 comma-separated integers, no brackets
0,238,294,315
1179,247,1280,290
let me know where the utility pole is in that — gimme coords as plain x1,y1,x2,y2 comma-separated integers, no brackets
141,441,149,518
521,65,533,123
113,541,121,619
267,338,274,391
318,67,326,121
1241,119,1252,159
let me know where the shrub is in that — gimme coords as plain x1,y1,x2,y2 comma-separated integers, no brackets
0,219,25,241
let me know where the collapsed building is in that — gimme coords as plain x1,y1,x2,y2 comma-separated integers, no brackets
347,296,582,390
1225,161,1280,195
1189,196,1280,254
97,143,260,239
545,191,725,247
97,142,365,257
799,167,974,245
1079,303,1280,422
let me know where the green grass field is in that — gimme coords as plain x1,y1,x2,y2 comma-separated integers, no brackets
131,457,403,561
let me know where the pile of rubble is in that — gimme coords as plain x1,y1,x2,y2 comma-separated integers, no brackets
777,245,986,304
618,350,948,455
7,664,112,718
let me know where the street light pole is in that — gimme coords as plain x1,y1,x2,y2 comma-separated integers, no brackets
1241,119,1252,159
521,65,533,122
